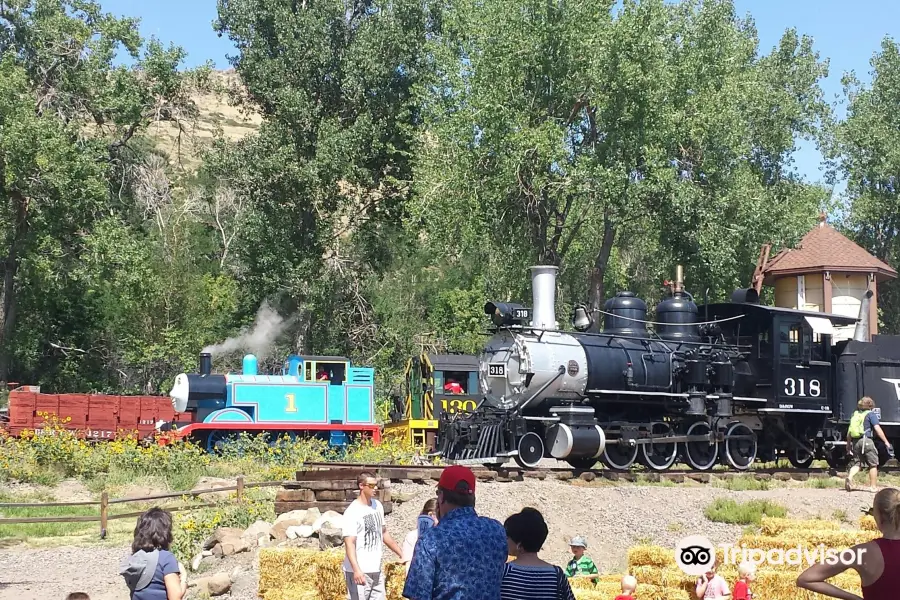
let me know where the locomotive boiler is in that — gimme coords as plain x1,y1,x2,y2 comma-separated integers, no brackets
437,264,900,472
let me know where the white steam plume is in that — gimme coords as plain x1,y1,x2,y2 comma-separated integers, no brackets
202,301,295,358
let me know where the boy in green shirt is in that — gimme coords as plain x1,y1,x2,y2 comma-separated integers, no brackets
565,536,599,579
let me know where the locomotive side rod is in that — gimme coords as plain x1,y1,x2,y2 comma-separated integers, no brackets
605,433,751,445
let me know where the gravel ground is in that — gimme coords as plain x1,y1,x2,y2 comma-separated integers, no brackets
0,479,882,600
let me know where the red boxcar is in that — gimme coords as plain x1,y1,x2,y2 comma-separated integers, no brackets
4,386,191,440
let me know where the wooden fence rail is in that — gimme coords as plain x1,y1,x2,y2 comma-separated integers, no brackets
0,477,286,538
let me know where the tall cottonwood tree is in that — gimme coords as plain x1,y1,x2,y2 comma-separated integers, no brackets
413,0,831,317
825,38,900,333
0,0,203,383
212,0,437,357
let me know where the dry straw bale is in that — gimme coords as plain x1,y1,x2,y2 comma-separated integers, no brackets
261,587,320,600
573,584,687,600
737,531,878,553
309,549,347,600
860,515,878,531
759,517,840,536
628,565,738,590
384,561,407,600
258,548,320,597
751,569,862,600
569,576,600,590
628,545,727,570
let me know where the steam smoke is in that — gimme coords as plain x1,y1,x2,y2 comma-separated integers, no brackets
202,301,295,358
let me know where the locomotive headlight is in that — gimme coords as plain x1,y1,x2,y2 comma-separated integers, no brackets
484,301,530,327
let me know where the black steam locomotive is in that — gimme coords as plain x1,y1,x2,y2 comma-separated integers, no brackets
436,265,900,471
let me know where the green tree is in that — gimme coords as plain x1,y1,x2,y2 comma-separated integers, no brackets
412,0,831,320
824,38,900,333
211,0,436,358
0,0,210,386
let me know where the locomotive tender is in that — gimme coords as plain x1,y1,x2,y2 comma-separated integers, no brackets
437,265,900,471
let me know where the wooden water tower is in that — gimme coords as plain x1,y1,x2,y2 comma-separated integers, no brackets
753,214,897,342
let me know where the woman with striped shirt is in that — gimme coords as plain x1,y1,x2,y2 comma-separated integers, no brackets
501,508,576,600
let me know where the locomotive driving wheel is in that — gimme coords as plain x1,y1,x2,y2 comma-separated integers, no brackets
684,421,718,471
723,422,757,471
514,432,545,469
641,422,678,471
787,445,815,469
602,438,639,470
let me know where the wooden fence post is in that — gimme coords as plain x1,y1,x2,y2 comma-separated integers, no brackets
100,492,108,539
237,476,244,502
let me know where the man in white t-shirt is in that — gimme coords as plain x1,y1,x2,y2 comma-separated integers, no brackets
342,471,403,600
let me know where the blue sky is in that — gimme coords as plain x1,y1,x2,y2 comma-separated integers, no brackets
104,0,900,188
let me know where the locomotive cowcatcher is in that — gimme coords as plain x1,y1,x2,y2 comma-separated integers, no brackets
436,265,900,472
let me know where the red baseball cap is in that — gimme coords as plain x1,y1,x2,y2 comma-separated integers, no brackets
438,465,476,494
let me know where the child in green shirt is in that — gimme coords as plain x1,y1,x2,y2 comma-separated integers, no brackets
565,536,599,578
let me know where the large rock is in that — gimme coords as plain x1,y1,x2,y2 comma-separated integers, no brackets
312,510,344,533
203,527,246,550
319,526,344,550
286,525,314,540
192,573,232,596
272,508,321,540
219,535,250,556
242,520,273,546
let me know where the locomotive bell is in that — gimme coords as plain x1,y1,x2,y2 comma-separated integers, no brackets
572,304,593,332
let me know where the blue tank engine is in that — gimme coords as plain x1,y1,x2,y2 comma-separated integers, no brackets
169,353,380,452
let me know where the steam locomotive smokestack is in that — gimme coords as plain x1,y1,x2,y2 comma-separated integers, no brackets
852,289,874,342
199,353,212,376
530,265,559,330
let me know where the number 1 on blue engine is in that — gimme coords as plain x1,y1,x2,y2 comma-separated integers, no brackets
285,393,297,412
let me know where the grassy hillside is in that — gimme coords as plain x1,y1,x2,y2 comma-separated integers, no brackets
150,69,262,172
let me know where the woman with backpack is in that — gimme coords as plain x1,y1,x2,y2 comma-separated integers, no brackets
846,396,894,493
120,508,187,600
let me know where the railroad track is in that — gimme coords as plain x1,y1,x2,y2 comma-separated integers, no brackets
300,460,900,481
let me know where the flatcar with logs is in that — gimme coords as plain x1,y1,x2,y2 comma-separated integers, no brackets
436,265,900,472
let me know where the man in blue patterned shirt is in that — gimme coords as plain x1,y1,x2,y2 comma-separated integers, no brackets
403,465,508,600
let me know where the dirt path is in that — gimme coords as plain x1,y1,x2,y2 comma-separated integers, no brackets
0,480,882,600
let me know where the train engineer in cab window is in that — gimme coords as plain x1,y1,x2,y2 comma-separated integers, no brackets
444,378,464,394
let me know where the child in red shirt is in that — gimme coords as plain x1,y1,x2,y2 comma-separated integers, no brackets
732,561,755,600
613,574,637,600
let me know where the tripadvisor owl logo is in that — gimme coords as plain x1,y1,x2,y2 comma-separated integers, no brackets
675,535,716,576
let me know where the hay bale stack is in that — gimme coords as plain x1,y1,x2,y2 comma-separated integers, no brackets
309,549,347,600
569,576,599,590
261,587,320,600
760,517,840,536
258,548,321,597
384,561,407,600
628,545,727,570
737,530,878,553
860,515,878,531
